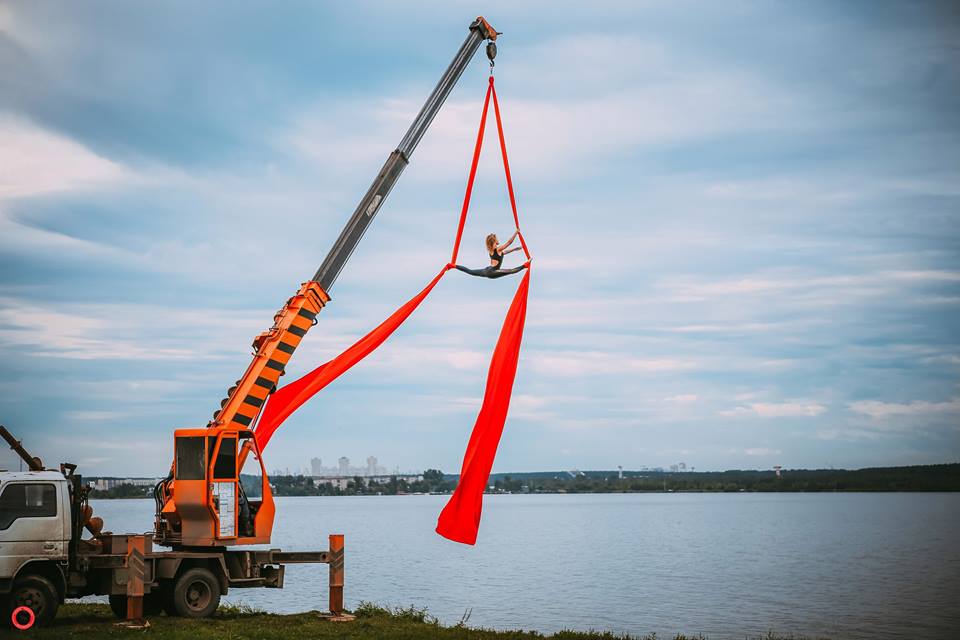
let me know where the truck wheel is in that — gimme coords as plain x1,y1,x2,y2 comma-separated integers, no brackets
170,568,220,618
7,575,58,627
109,592,165,619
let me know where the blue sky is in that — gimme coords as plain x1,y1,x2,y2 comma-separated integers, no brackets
1,1,958,476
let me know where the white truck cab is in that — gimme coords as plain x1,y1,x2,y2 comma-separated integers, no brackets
0,470,71,626
0,462,340,629
0,471,70,572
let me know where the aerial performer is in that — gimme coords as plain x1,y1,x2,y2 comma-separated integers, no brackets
456,230,528,279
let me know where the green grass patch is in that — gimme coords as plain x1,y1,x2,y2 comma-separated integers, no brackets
10,603,830,640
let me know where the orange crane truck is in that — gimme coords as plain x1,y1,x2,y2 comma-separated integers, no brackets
0,17,499,629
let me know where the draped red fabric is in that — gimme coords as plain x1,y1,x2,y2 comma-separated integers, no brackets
252,75,529,544
450,78,493,265
254,266,450,452
436,269,530,545
490,81,530,262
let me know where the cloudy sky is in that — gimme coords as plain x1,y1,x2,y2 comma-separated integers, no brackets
1,1,958,476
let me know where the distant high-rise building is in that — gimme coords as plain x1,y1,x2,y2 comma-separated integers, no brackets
304,454,394,476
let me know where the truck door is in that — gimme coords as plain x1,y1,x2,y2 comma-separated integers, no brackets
0,481,66,579
210,435,238,540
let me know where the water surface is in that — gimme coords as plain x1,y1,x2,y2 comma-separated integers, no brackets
88,493,960,639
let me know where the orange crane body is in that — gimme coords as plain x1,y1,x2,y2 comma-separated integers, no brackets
157,280,327,546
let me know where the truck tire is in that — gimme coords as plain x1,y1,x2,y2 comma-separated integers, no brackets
7,574,58,628
109,592,165,619
170,567,220,618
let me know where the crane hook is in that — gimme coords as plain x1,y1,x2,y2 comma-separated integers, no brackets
486,41,497,72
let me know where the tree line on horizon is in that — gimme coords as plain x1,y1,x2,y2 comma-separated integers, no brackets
87,464,959,499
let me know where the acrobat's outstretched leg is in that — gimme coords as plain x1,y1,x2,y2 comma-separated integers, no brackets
455,264,527,279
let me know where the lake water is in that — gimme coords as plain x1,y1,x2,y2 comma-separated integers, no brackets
86,493,960,639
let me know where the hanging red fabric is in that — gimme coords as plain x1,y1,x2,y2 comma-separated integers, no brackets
490,80,530,262
254,266,451,452
436,269,529,544
253,75,529,545
450,78,494,265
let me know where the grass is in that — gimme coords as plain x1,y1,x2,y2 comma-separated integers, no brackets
10,603,832,640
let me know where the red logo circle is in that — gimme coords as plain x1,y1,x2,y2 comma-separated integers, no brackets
11,606,35,630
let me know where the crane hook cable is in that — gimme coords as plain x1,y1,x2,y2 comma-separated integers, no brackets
253,74,530,545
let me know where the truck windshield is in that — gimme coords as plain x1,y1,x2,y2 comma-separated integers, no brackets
0,482,56,530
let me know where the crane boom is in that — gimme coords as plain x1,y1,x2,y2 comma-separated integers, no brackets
314,17,498,290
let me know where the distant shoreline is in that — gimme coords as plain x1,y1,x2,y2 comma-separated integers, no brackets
84,463,960,498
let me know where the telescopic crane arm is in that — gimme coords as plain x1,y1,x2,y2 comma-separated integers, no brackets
314,16,498,290
208,17,499,436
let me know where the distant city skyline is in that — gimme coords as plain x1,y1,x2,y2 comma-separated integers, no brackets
272,455,403,478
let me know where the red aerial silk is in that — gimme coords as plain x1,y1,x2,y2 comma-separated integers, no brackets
253,75,530,545
435,269,529,545
254,266,451,452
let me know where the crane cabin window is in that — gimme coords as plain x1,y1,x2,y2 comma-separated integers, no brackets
0,482,57,530
175,436,206,480
213,437,237,479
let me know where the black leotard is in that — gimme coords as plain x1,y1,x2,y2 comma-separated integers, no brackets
454,246,525,279
456,264,526,279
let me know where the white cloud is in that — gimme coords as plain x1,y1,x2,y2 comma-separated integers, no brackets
655,269,960,311
0,209,139,262
526,351,699,377
720,402,827,418
508,394,558,422
283,32,813,185
665,323,785,334
816,428,883,441
0,297,262,361
849,398,960,420
664,394,699,404
352,343,488,375
744,447,782,456
0,116,128,199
